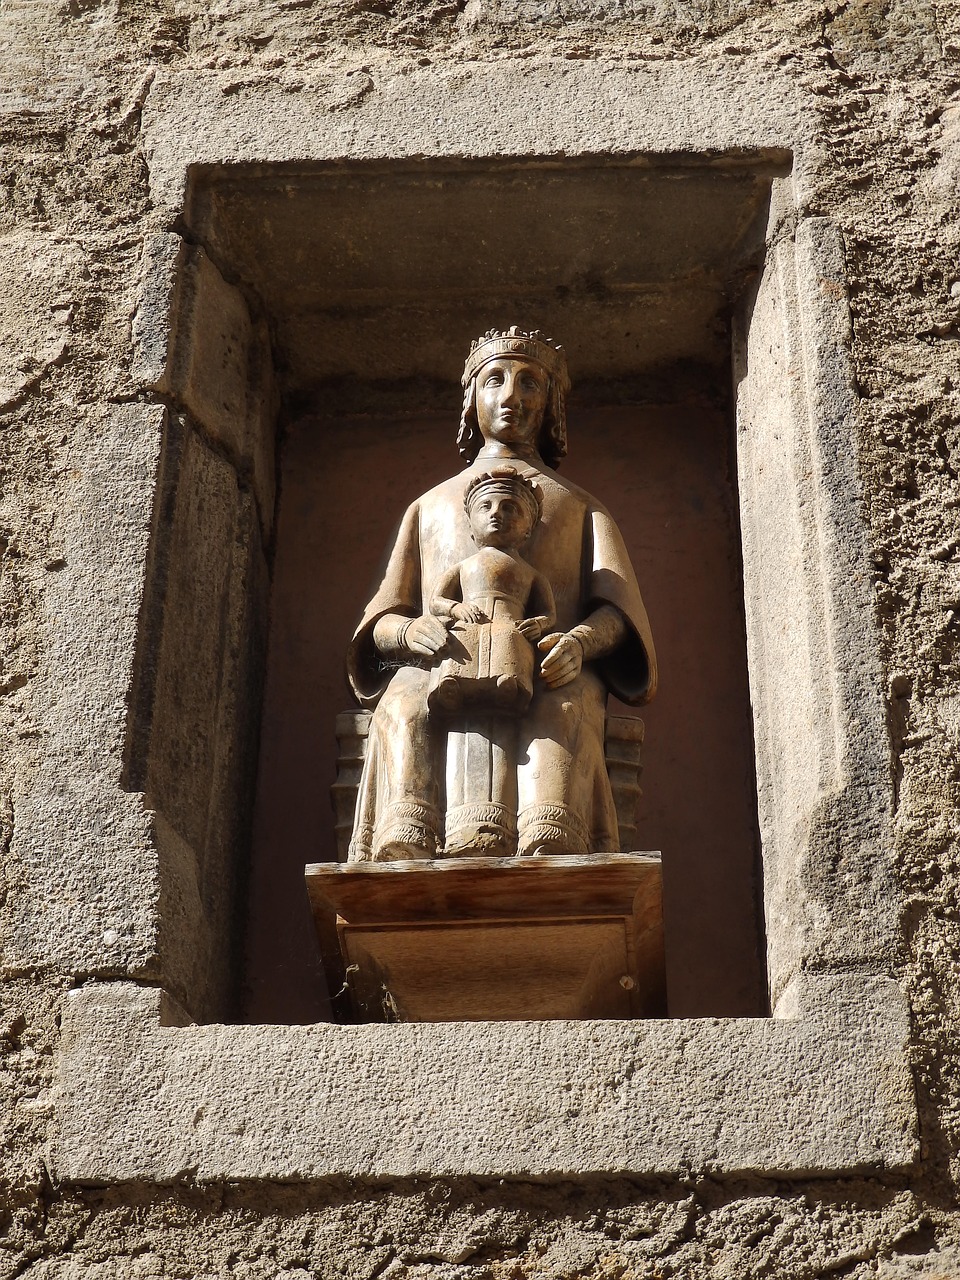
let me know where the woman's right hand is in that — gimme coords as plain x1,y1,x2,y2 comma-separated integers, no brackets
401,614,451,658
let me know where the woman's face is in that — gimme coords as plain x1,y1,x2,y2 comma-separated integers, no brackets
475,358,549,449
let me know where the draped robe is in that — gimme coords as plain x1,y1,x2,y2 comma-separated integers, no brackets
346,456,657,860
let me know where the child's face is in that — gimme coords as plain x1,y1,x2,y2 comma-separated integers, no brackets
468,491,534,549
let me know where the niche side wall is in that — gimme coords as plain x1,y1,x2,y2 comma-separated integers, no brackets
735,221,897,1007
124,245,278,1022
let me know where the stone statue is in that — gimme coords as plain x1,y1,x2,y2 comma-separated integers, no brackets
346,327,658,861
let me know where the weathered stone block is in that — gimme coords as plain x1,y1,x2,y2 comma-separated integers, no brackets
130,232,183,392
170,248,253,456
0,230,83,412
166,247,277,536
142,424,269,1018
734,221,897,1004
53,972,917,1183
3,405,164,977
463,0,753,26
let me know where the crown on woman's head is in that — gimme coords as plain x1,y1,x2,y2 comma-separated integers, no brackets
462,326,570,390
463,466,543,525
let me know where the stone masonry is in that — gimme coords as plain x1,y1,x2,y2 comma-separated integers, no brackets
2,1,960,1277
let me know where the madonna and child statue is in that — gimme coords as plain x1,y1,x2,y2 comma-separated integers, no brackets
306,328,666,1022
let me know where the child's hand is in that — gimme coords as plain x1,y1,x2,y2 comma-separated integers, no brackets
517,615,549,641
453,603,486,623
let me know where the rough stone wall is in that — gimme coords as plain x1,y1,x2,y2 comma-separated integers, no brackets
2,0,960,1276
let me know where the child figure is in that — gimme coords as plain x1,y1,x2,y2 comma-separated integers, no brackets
427,467,556,716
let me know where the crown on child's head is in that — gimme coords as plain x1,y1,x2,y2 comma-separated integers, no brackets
461,326,570,391
463,466,543,526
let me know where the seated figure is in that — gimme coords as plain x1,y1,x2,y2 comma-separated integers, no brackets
427,467,556,716
345,326,658,862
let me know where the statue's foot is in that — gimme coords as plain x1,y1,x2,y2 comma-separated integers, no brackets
431,676,462,712
443,835,512,858
494,674,531,713
518,841,569,858
373,839,435,861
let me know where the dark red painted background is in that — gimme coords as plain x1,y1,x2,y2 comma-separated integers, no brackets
243,403,766,1022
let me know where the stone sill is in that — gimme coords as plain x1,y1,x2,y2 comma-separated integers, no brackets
53,974,917,1184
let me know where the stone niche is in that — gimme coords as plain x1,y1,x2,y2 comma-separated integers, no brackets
54,66,917,1187
131,157,787,1025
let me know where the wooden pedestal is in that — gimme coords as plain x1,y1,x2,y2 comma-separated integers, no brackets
304,853,666,1023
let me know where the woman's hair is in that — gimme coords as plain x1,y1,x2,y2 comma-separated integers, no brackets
456,371,568,469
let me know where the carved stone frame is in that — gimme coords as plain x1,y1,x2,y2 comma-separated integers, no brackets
49,61,917,1183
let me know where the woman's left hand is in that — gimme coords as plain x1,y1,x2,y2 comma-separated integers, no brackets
537,632,583,689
